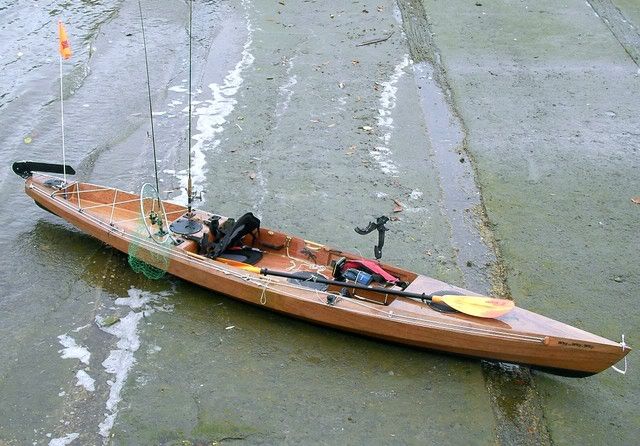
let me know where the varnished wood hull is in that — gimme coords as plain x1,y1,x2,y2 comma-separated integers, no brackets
21,175,630,376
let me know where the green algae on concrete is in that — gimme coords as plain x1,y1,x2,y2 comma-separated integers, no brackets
114,286,497,444
419,0,639,443
610,0,640,30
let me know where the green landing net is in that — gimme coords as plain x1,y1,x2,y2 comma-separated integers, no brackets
127,183,172,280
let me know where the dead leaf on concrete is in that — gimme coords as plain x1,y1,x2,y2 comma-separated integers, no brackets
393,199,404,213
632,197,640,204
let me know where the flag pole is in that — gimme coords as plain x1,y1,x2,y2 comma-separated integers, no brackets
57,19,72,184
59,51,67,184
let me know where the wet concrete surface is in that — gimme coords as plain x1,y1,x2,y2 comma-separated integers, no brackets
0,0,637,444
416,0,639,444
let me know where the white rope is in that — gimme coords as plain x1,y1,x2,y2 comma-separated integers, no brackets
260,278,270,305
611,334,629,375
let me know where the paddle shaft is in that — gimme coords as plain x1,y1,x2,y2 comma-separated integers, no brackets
260,268,439,302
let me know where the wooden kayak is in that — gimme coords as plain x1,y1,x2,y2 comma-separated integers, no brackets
14,166,630,377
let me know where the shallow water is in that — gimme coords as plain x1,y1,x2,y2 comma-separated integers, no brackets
0,1,498,444
3,0,635,444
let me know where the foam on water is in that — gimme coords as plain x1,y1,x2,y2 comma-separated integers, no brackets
57,335,91,365
171,5,255,205
369,54,411,176
71,323,91,333
52,287,170,443
48,433,79,446
275,57,298,119
75,370,95,392
96,288,169,440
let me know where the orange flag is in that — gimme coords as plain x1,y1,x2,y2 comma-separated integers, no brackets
58,20,72,60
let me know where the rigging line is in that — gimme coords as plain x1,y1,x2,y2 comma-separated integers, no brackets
137,0,161,199
187,0,194,215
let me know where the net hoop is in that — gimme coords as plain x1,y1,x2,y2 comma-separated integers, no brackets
139,183,171,244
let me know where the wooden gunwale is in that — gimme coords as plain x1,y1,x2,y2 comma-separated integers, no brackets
23,175,630,375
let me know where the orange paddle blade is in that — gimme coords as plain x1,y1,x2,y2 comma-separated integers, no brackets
214,257,261,274
432,295,514,318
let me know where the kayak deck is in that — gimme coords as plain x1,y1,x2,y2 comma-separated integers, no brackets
22,175,630,376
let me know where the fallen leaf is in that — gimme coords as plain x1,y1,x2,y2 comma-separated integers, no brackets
393,199,404,213
632,197,640,204
100,315,121,327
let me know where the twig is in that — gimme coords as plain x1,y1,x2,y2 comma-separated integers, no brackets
356,31,394,47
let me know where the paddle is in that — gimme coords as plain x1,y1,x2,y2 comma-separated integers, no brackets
211,258,513,318
259,268,513,318
211,257,513,318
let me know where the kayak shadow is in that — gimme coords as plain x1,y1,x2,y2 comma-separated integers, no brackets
20,219,174,297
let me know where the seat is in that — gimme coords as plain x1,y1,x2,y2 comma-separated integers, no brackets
209,212,262,264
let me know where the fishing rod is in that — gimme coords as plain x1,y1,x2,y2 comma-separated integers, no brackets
137,0,161,202
187,0,194,216
165,0,202,236
136,0,202,238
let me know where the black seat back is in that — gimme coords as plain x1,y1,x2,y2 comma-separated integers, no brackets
210,212,260,259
